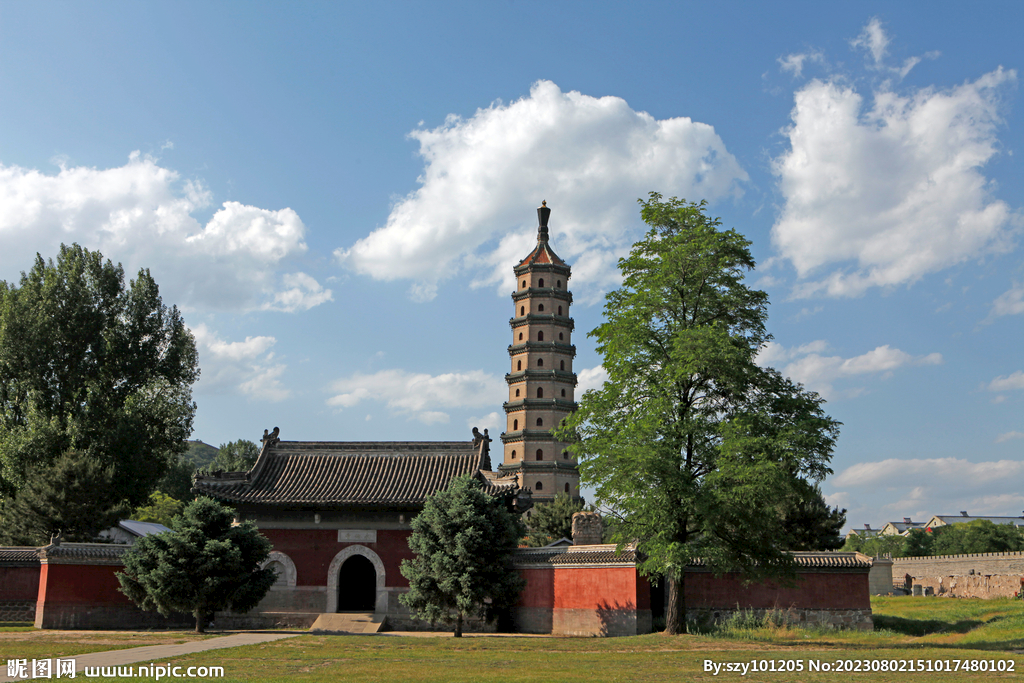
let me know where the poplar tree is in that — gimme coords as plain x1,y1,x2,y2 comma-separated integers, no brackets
400,475,525,637
555,194,840,635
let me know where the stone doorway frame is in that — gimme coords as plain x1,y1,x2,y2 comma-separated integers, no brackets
326,545,386,613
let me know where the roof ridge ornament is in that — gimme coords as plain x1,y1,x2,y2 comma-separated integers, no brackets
537,200,550,244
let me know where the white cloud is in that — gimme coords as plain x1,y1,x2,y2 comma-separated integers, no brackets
191,323,290,401
326,369,505,424
988,371,1024,392
988,282,1024,320
778,50,825,79
832,457,1024,525
995,431,1024,443
758,340,941,398
576,365,609,396
261,272,334,312
336,80,748,302
466,412,502,434
0,152,331,313
772,55,1018,298
851,17,890,66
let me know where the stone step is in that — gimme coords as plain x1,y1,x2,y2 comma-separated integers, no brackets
309,612,385,634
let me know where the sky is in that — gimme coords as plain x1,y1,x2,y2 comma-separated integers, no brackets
0,1,1021,531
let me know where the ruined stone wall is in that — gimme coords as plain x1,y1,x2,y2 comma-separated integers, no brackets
893,551,1024,599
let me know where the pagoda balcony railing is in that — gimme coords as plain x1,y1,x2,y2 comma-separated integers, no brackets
499,428,565,443
509,314,574,330
507,342,576,357
504,369,578,385
502,398,577,413
511,288,573,303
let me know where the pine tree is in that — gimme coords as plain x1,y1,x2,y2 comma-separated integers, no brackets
399,475,525,637
524,492,585,547
117,497,275,633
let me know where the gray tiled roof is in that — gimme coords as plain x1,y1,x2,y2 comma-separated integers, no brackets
194,440,518,506
0,546,41,565
515,544,639,566
688,551,872,570
38,542,128,565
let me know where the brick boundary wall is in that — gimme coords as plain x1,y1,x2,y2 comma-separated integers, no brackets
0,600,35,622
893,551,1024,599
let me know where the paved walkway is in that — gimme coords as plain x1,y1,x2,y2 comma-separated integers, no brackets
1,632,299,682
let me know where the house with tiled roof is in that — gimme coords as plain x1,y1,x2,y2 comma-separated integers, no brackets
924,512,1024,530
880,518,927,536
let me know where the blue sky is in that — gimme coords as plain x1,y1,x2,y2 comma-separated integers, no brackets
1,2,1022,530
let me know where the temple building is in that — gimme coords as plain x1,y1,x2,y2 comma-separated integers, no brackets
500,201,581,505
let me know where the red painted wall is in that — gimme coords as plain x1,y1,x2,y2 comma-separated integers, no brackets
517,566,648,610
260,529,415,588
38,564,133,605
0,566,40,600
684,571,870,610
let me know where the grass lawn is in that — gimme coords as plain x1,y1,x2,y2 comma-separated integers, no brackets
0,626,218,661
2,598,1022,682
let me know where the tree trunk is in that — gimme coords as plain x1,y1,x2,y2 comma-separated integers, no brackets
195,609,205,634
665,571,686,635
454,612,463,638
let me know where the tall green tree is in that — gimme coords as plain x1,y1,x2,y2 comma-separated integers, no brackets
932,520,1024,555
0,244,198,540
117,497,275,633
400,475,525,637
524,492,585,547
779,482,846,551
555,194,840,634
209,439,260,472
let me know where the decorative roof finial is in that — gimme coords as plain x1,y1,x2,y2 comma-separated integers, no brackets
537,200,550,243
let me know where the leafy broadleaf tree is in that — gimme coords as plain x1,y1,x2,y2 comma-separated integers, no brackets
209,439,261,472
555,194,840,634
399,475,526,637
0,244,198,537
132,491,186,527
932,520,1024,555
117,497,275,633
1,451,129,544
525,492,585,547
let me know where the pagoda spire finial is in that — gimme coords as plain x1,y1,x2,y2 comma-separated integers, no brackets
537,200,550,243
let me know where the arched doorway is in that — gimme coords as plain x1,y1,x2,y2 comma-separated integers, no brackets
337,555,376,611
326,545,386,614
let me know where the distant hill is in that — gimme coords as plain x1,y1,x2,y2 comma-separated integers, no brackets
184,440,219,468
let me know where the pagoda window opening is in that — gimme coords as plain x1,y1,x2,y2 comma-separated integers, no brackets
537,358,544,367
538,304,545,312
520,306,525,316
564,483,570,493
515,388,520,397
536,481,543,490
519,332,523,341
517,360,522,371
562,450,569,460
513,419,518,430
538,331,544,341
536,418,543,427
539,278,545,287
556,280,561,287
559,332,563,340
511,450,517,459
560,360,565,370
561,389,566,397
537,388,543,398
536,449,543,460
522,280,527,288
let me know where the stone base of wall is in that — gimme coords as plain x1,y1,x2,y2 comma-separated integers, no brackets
0,600,35,622
35,603,193,630
384,613,497,633
552,608,652,637
911,574,1022,599
689,607,873,631
214,611,321,630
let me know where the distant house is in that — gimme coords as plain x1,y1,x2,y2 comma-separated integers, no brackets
845,524,881,540
924,512,1024,530
879,518,927,536
97,520,171,545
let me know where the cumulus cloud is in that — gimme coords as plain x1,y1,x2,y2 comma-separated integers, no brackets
772,25,1018,298
988,283,1024,320
995,431,1024,443
191,323,290,401
336,80,748,303
0,152,331,312
778,50,825,79
758,340,941,398
576,365,609,396
326,369,506,424
988,371,1024,392
466,412,502,434
832,457,1024,521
